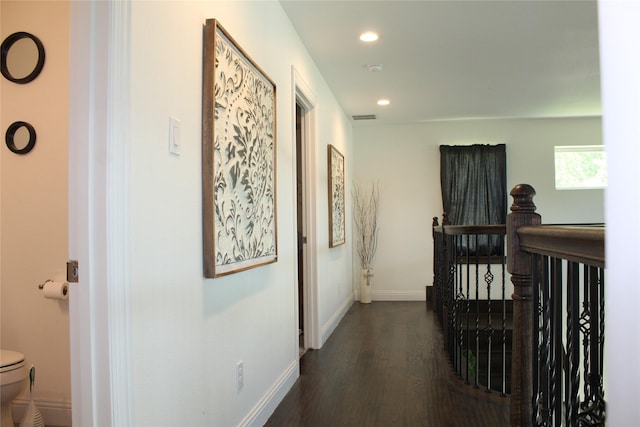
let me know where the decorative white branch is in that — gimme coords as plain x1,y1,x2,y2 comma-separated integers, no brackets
352,182,380,269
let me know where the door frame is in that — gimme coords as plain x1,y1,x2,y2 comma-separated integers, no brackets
68,1,132,425
292,67,321,350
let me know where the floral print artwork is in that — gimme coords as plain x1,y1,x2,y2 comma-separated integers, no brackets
329,145,345,247
204,21,277,276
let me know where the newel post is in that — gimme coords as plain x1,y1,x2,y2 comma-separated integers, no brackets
507,184,541,427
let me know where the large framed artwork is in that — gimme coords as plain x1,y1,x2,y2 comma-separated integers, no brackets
328,144,345,247
202,19,277,278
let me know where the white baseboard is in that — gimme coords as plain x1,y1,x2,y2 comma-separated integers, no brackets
320,296,353,346
239,295,353,426
12,398,71,427
371,290,426,301
240,359,298,427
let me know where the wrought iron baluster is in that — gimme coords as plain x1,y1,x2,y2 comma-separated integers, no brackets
465,235,472,384
579,264,592,423
566,261,581,426
433,225,441,321
597,267,606,424
474,234,480,388
552,258,563,427
578,266,606,426
447,234,457,364
439,228,447,324
455,235,467,379
537,255,552,427
454,235,463,375
485,254,494,392
501,246,507,396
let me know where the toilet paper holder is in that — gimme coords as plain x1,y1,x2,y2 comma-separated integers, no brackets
37,279,53,290
37,279,69,300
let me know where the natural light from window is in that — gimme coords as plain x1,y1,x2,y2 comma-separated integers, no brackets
554,145,607,190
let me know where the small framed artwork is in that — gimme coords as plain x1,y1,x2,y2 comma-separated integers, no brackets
202,19,277,277
328,144,345,247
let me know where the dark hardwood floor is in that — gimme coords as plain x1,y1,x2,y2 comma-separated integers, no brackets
265,301,510,427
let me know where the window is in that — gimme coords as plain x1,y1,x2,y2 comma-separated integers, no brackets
554,145,607,190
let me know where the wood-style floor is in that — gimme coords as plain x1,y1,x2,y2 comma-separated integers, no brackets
265,301,510,427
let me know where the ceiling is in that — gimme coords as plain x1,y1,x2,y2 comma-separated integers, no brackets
279,0,601,125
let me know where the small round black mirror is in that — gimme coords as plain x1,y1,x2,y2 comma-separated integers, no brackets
6,121,36,154
1,32,45,84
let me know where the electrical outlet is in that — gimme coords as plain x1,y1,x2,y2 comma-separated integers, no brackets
237,360,244,390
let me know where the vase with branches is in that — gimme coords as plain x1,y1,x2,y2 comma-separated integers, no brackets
352,182,380,303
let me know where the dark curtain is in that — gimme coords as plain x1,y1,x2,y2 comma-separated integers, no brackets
440,144,506,255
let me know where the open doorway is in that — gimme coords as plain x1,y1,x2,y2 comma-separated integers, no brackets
294,69,320,353
295,102,307,357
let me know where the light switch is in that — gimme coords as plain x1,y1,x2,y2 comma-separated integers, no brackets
169,116,181,155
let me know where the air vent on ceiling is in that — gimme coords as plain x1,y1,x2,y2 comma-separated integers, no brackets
352,114,376,121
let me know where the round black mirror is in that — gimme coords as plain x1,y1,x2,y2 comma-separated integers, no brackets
1,32,45,84
5,121,36,154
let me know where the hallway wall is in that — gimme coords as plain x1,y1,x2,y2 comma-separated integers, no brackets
353,117,604,300
125,2,353,425
0,1,71,423
600,2,640,423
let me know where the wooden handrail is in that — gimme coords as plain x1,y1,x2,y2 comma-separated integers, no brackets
435,224,507,235
517,225,605,268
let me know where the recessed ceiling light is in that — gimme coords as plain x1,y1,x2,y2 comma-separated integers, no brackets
377,99,390,106
359,32,379,42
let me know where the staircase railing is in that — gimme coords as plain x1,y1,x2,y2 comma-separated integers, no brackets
507,184,605,427
432,217,511,395
432,184,606,427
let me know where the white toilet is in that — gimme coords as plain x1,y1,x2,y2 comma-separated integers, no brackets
0,350,28,427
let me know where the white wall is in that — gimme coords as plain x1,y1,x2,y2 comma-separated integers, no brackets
599,1,640,424
126,2,352,425
0,1,71,423
353,117,604,300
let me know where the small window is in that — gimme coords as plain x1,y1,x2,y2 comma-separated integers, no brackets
554,145,607,190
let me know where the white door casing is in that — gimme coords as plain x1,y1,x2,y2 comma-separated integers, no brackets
292,68,321,350
68,1,132,425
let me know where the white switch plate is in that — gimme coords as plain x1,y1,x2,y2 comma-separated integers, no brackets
169,116,181,155
237,360,244,390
